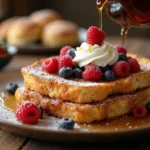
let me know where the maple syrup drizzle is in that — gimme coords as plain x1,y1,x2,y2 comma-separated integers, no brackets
96,0,108,29
79,115,150,131
1,90,150,131
0,90,17,112
121,26,129,46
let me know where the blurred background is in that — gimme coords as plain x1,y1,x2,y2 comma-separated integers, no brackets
0,0,149,38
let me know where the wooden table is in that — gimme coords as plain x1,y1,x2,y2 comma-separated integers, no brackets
1,37,150,150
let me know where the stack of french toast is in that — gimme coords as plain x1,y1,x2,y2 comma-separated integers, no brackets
15,26,150,124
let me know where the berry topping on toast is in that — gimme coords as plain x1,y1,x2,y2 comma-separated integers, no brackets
41,26,140,82
82,64,102,81
114,44,127,54
42,57,58,73
59,55,73,69
86,26,105,45
112,61,130,78
128,58,140,73
59,46,72,57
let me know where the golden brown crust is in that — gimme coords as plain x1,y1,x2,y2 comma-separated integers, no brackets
42,20,79,48
0,17,19,39
7,17,41,46
15,87,150,123
22,54,150,104
30,9,62,29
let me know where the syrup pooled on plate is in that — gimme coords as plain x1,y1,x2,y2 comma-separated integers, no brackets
0,90,17,112
1,90,150,131
96,0,150,45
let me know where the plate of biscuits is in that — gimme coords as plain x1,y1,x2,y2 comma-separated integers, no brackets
0,9,86,54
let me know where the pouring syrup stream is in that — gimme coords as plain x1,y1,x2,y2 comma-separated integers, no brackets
96,0,108,30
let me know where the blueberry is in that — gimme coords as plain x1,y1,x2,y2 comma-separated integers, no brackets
59,118,75,130
66,48,76,59
104,70,116,81
72,63,79,69
118,53,128,61
6,83,18,94
37,104,44,118
59,67,73,78
146,102,150,113
73,68,82,78
99,65,110,73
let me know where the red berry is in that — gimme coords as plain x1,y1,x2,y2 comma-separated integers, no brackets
86,26,105,45
59,55,73,69
112,61,130,78
42,58,58,73
132,105,147,118
127,56,132,60
114,45,127,54
82,64,102,81
0,48,7,56
59,46,72,57
128,58,140,73
16,101,41,125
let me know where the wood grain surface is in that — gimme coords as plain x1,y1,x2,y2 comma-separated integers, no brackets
1,37,150,150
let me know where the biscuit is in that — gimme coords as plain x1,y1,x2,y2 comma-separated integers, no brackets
42,20,79,48
7,17,41,46
30,9,61,29
0,17,19,39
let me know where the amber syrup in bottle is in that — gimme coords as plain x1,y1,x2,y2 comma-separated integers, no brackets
97,0,150,45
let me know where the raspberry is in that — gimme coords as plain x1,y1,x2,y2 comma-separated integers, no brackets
128,58,140,73
86,26,105,45
59,55,73,69
82,64,102,81
112,61,130,78
132,105,147,118
0,48,7,56
59,46,72,57
42,57,58,73
114,45,127,54
16,101,41,125
127,56,132,60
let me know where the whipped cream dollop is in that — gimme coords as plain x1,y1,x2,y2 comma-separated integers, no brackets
73,42,119,67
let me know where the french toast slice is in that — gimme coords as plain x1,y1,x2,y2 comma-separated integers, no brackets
22,54,150,104
16,87,150,123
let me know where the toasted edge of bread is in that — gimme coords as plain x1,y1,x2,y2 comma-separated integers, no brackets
15,87,150,123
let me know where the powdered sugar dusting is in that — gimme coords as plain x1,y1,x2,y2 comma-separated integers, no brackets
0,103,85,131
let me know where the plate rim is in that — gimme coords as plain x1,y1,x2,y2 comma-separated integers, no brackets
1,118,150,135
